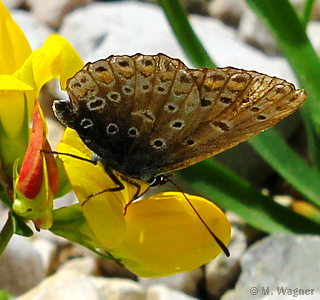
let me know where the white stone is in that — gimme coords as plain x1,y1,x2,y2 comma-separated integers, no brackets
15,270,99,300
206,227,247,297
30,0,94,28
0,235,45,296
146,284,199,300
11,10,53,50
238,7,279,56
97,256,137,279
307,21,320,56
226,234,320,299
31,238,57,274
139,268,202,297
58,256,97,275
59,1,297,85
93,277,145,300
208,0,247,27
2,0,24,9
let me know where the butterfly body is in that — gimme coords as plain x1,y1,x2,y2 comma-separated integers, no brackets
54,53,307,184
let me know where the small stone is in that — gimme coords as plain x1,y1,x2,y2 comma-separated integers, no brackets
2,0,24,9
238,8,280,56
227,234,320,299
11,10,53,50
139,268,202,297
0,235,45,296
208,0,246,27
146,284,199,300
206,226,247,297
30,0,94,29
93,278,144,300
31,238,57,275
58,256,97,275
97,256,137,279
15,270,99,300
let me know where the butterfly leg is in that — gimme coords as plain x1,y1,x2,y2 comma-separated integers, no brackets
122,179,143,215
82,166,125,206
41,150,142,214
82,166,144,215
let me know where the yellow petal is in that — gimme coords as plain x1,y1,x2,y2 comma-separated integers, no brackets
112,192,231,277
0,74,33,90
57,128,129,248
0,88,35,137
0,90,36,181
0,1,32,74
0,75,35,139
13,34,83,92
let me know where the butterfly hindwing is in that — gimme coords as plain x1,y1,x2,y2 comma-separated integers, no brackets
56,53,307,181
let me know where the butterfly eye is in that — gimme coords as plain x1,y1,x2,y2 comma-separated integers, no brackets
148,175,167,187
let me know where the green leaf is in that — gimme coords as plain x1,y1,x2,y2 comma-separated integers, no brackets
249,128,320,209
160,0,320,233
54,157,72,199
0,289,12,300
12,211,33,237
301,0,316,28
179,160,320,234
0,214,13,257
0,180,12,208
158,0,215,68
245,0,320,170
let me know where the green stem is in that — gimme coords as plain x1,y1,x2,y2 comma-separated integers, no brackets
0,213,13,257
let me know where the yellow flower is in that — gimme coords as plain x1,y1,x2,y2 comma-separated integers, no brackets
58,128,231,277
0,0,83,229
0,0,83,183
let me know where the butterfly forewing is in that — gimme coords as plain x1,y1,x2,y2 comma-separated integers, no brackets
56,53,307,182
162,68,306,172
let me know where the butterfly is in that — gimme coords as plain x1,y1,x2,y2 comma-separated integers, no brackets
53,53,307,190
53,53,307,257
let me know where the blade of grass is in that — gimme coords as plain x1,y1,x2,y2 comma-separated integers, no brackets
158,0,215,68
179,160,320,234
249,129,320,209
159,0,320,213
245,0,320,170
301,0,316,29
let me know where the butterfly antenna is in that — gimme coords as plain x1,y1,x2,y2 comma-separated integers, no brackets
165,176,230,257
41,150,98,165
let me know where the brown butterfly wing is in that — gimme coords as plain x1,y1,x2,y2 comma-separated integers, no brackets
159,67,307,173
60,54,307,181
